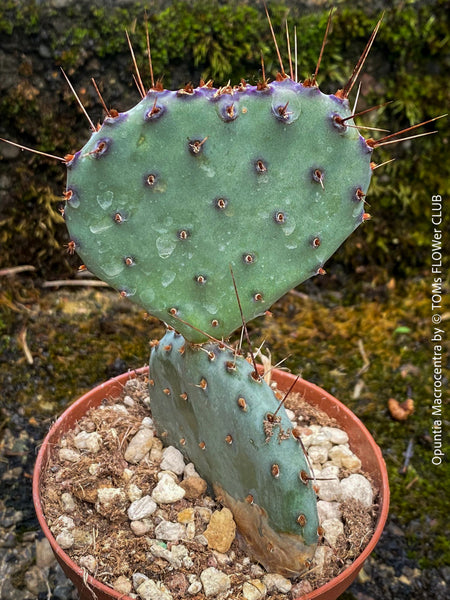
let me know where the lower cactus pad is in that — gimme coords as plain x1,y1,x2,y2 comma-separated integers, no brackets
149,330,319,576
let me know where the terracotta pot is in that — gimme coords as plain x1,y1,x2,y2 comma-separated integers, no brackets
33,367,389,600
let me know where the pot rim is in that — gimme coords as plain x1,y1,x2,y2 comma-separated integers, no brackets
33,367,389,600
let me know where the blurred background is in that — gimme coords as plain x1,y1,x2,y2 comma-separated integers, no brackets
0,0,448,598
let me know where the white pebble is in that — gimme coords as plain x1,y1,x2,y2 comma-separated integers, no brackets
79,555,97,573
73,430,102,453
184,462,200,479
187,580,202,594
122,395,135,407
242,580,267,600
131,519,153,536
58,448,80,463
312,545,333,575
152,474,185,504
128,495,157,520
303,430,332,449
340,473,373,507
141,416,153,428
113,576,132,594
322,426,349,445
321,518,345,547
328,445,362,471
200,567,231,597
55,530,74,549
61,492,76,513
317,500,341,522
136,577,173,600
160,446,186,475
285,408,296,421
315,465,340,501
127,483,143,502
53,515,75,531
124,428,154,464
263,573,292,594
155,520,185,542
97,487,126,505
307,445,329,464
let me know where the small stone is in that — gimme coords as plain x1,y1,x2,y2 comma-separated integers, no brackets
123,394,135,407
178,508,195,523
58,448,81,462
127,483,143,502
113,575,132,594
149,543,181,567
250,564,265,578
312,545,333,574
302,430,332,449
328,445,361,471
88,463,100,476
307,444,329,464
122,468,134,482
155,519,185,541
243,579,267,600
315,465,340,501
52,515,75,532
128,495,157,520
263,573,292,594
73,430,102,453
61,492,76,513
160,446,186,474
55,530,74,549
317,500,341,522
152,473,186,504
340,473,373,507
200,567,231,597
290,579,313,597
142,416,153,428
96,487,128,519
136,578,173,600
180,475,208,499
133,572,149,588
166,572,188,596
187,580,202,594
79,554,97,573
196,507,212,523
124,428,154,463
285,408,296,421
322,426,349,445
184,462,200,478
72,528,94,547
321,518,345,547
131,518,153,536
203,507,236,553
186,521,196,539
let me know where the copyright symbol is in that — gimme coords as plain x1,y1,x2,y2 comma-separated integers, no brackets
432,314,441,324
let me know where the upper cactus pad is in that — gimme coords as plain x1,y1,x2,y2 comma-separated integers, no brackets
65,79,372,342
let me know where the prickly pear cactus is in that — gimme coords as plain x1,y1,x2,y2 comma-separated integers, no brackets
149,329,319,576
64,78,372,342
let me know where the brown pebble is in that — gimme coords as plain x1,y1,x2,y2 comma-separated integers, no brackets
165,572,188,596
179,476,207,499
203,507,236,553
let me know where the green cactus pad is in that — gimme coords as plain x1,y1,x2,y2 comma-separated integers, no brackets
149,329,319,576
65,78,372,342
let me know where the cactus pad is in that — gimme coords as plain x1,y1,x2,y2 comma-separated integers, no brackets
64,78,372,342
149,329,319,576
